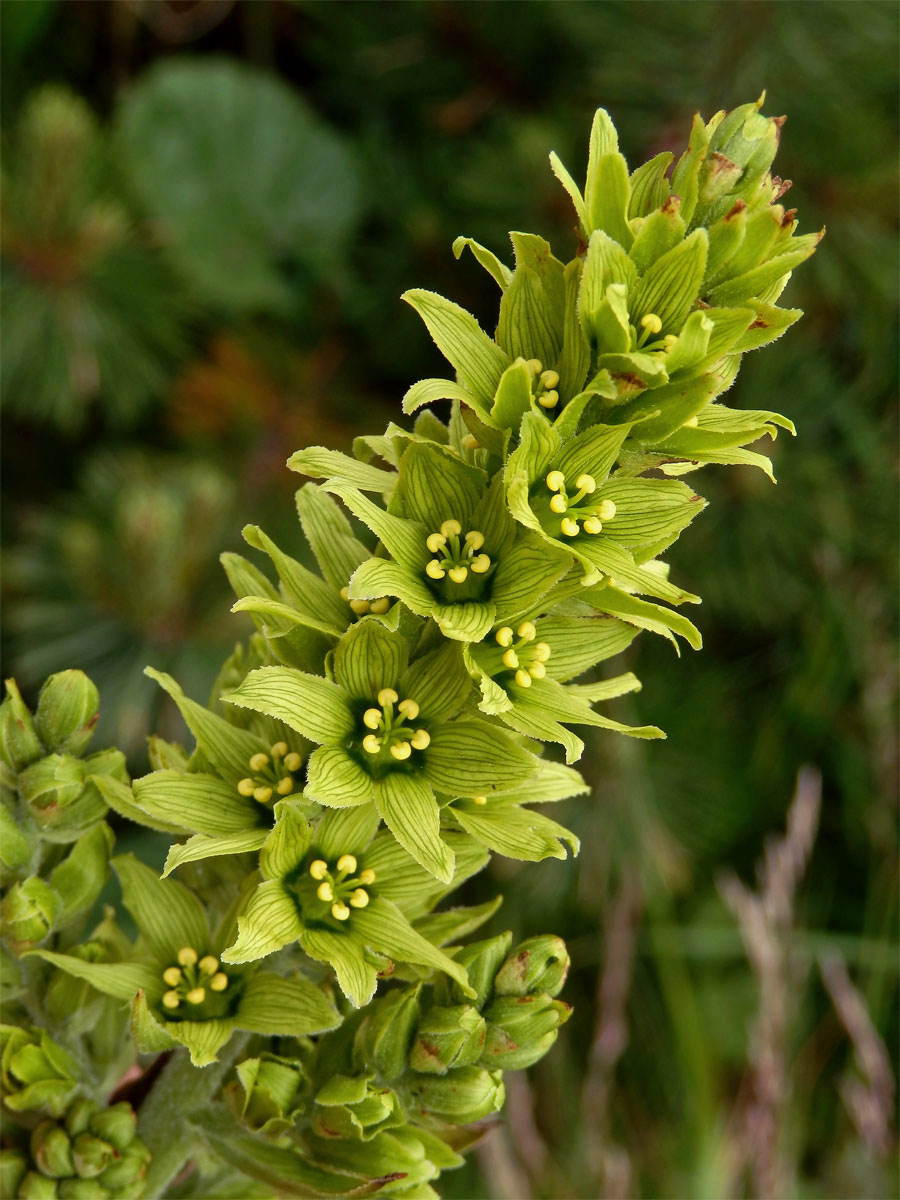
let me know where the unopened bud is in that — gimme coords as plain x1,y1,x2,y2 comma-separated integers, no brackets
409,1004,486,1074
313,1074,400,1140
0,679,43,772
361,987,420,1081
494,935,569,997
64,1098,99,1138
17,1171,58,1199
406,1064,505,1123
435,932,513,1009
89,1102,136,1152
146,735,189,772
1,876,60,952
34,672,99,757
18,755,89,835
71,1132,114,1178
481,993,572,1070
31,1119,75,1178
235,1054,305,1132
97,1137,150,1189
0,1148,27,1198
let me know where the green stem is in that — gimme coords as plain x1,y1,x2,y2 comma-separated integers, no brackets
138,1034,249,1199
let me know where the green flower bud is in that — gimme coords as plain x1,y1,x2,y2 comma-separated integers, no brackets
34,673,99,758
71,1134,113,1179
313,1075,403,1141
64,1098,99,1139
405,1065,505,1124
1,877,60,952
18,756,86,832
434,932,512,1010
31,1120,75,1178
359,987,420,1081
0,679,43,772
0,1147,28,1197
0,1026,79,1117
481,993,572,1071
234,1055,304,1132
493,935,569,998
19,1171,59,1199
146,736,189,773
97,1139,150,1190
409,1005,486,1075
0,798,36,872
58,1180,108,1199
88,1103,136,1152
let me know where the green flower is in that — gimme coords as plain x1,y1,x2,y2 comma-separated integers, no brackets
29,854,340,1067
221,801,485,1008
224,617,540,880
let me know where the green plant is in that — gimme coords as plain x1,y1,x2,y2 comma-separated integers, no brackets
1,98,818,1198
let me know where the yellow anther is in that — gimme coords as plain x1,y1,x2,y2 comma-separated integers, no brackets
209,973,228,992
271,741,288,758
526,359,543,375
390,741,412,760
426,559,447,580
583,517,603,535
495,626,514,647
472,795,488,805
397,699,420,720
186,987,206,1005
162,991,180,1009
560,517,580,537
249,752,269,772
448,565,468,583
284,752,302,772
350,598,370,615
336,854,358,874
309,860,329,880
177,946,198,967
349,888,370,908
461,434,480,450
550,494,568,514
517,621,537,641
378,688,399,706
515,669,533,688
237,778,256,797
596,499,617,521
317,881,335,902
411,729,431,750
362,734,382,754
464,530,485,550
538,390,559,408
528,662,547,679
359,868,376,885
502,648,520,669
253,786,273,804
575,474,596,493
162,967,182,987
426,532,447,553
470,553,491,573
533,642,552,662
684,414,699,427
663,334,679,351
332,902,351,921
440,519,462,538
641,313,663,334
540,369,560,389
276,777,294,796
363,708,383,729
370,598,390,614
199,955,219,975
546,470,566,492
340,586,350,601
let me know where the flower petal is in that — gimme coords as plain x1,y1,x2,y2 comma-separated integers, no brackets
299,926,377,1008
222,880,302,965
305,747,374,808
373,773,454,884
162,829,268,878
334,618,408,701
235,974,340,1035
132,771,260,836
225,667,354,745
424,720,538,794
113,853,209,959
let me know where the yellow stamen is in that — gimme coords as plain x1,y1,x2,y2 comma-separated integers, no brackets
410,729,431,750
340,587,350,601
549,494,568,514
336,854,358,874
378,688,399,706
369,598,390,614
397,699,420,720
596,499,617,521
362,734,382,754
309,860,328,880
426,532,447,553
663,334,679,351
177,947,198,967
464,530,485,550
440,519,462,538
271,741,288,758
209,973,228,992
538,390,559,408
560,517,580,537
349,889,370,908
162,991,180,1009
583,517,603,534
528,662,547,679
331,902,351,921
472,795,488,805
249,752,269,772
350,599,370,615
317,881,335,902
540,369,559,389
284,752,302,772
515,669,533,688
359,868,376,885
162,967,182,987
526,359,543,375
253,786,273,803
186,987,206,1005
546,470,566,492
517,621,536,641
495,626,514,647
502,648,519,669
641,313,662,334
390,741,412,760
575,474,596,493
198,955,219,975
426,559,446,580
533,642,552,662
448,565,468,583
470,553,491,573
363,707,383,729
237,778,256,797
461,434,480,451
276,777,294,796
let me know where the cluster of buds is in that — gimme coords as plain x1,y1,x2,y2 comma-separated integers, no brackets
0,1096,150,1199
361,689,430,762
306,854,375,922
544,471,617,540
235,742,301,805
424,520,491,583
160,946,230,1014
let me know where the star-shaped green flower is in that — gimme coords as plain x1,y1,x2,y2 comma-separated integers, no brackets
30,855,340,1067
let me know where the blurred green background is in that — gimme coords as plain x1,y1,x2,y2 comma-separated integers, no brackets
1,2,897,1197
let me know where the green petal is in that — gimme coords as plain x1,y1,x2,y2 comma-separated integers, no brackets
232,594,344,641
553,421,632,484
373,773,454,884
325,482,427,574
594,478,706,552
166,1018,235,1068
145,668,268,785
48,823,112,927
242,524,348,635
350,896,474,998
413,896,503,947
452,235,512,289
113,853,208,959
334,618,408,701
225,667,354,745
582,587,702,651
365,831,488,918
260,801,312,881
424,720,538,794
315,805,380,860
162,830,268,878
402,376,479,417
505,411,560,488
630,228,708,331
451,801,579,862
27,951,160,1002
132,771,260,836
401,289,511,406
575,540,699,605
491,360,534,431
235,974,340,1035
400,639,472,723
433,601,496,643
348,557,434,617
482,760,589,806
491,534,571,621
287,446,396,493
222,880,302,964
305,747,374,808
87,774,188,835
500,699,584,763
536,613,639,681
299,926,376,1008
131,989,179,1054
396,441,484,532
295,482,370,592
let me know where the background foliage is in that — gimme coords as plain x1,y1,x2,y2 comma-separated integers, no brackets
1,2,897,1197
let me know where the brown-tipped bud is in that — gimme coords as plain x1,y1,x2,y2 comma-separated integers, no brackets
18,754,86,829
30,1120,75,1178
494,935,569,997
361,987,420,1081
0,679,43,772
71,1133,113,1178
434,931,513,1010
1,876,60,952
409,1005,486,1074
405,1065,505,1123
34,672,99,758
88,1102,136,1152
97,1137,150,1190
481,993,572,1070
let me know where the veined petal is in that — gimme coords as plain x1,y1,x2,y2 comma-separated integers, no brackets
424,720,538,794
162,829,268,877
433,601,497,643
113,853,208,959
295,482,370,592
451,800,579,862
222,880,302,965
305,748,374,808
299,926,377,1009
348,557,434,617
315,804,381,860
287,446,397,493
26,952,160,1003
396,441,484,532
400,639,473,723
491,535,571,622
365,831,488,918
324,483,428,574
334,618,408,700
373,773,454,884
225,667,354,745
259,801,312,881
166,1018,235,1068
132,771,260,836
350,896,475,998
235,974,340,1036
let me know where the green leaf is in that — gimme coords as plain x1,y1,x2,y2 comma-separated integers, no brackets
225,667,354,745
373,773,453,883
315,805,381,860
287,447,396,493
401,289,511,405
113,854,209,959
452,235,512,289
235,974,340,1035
630,229,709,331
220,551,279,607
705,236,820,306
133,771,259,836
306,747,374,808
295,483,370,591
166,1018,235,1068
451,802,579,862
334,619,408,701
27,951,160,1002
424,721,537,794
162,830,268,877
432,601,497,643
260,801,312,881
222,880,303,964
299,926,376,1008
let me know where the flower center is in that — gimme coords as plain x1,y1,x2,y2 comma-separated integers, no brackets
633,311,679,354
306,854,376,922
524,359,561,410
236,742,301,805
492,622,552,689
161,946,231,1016
544,471,617,539
340,586,390,618
424,520,492,584
360,689,431,763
